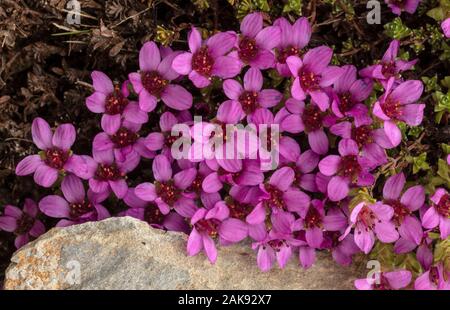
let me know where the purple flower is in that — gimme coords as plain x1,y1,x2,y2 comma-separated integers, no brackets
422,188,450,239
224,194,267,241
86,71,148,124
323,230,360,266
15,117,89,187
355,270,412,290
373,78,425,147
330,121,390,169
172,27,240,88
381,173,425,245
414,263,450,290
135,155,198,217
394,229,433,270
0,199,45,249
289,149,320,192
247,167,310,224
222,67,282,117
252,212,302,271
202,159,264,193
442,18,450,38
39,175,110,227
129,42,192,112
123,188,189,233
281,100,330,155
93,119,154,171
84,149,131,199
233,12,281,69
360,40,417,85
330,65,373,125
341,202,399,254
385,0,419,15
187,202,248,263
318,139,375,201
286,46,343,111
293,199,348,249
273,17,311,76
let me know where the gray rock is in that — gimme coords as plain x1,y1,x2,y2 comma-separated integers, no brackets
4,217,365,289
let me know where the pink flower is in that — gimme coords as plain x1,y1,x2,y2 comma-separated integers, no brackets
330,121,389,169
172,27,240,88
288,149,320,192
323,230,360,266
187,202,248,263
39,175,110,227
330,65,373,125
273,17,311,76
442,18,450,38
293,199,348,249
129,42,193,112
233,12,281,69
422,188,450,239
281,99,330,155
222,67,282,117
247,166,310,224
414,263,450,290
373,78,425,147
360,40,417,86
93,119,155,171
15,117,89,187
286,46,343,111
123,188,189,233
381,173,425,245
84,149,131,199
134,155,198,217
318,139,375,201
0,199,45,249
355,270,412,290
86,71,148,124
385,0,420,16
341,202,399,254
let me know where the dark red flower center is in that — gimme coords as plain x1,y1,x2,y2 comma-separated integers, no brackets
226,197,253,220
187,175,203,194
302,105,323,132
339,92,356,113
15,213,34,235
165,132,183,148
352,125,373,147
356,205,377,231
192,46,214,77
277,45,300,64
338,155,361,180
373,275,392,290
267,239,287,252
105,85,129,115
429,266,440,286
239,91,259,114
324,230,341,248
238,36,259,62
436,194,450,217
111,127,138,148
264,183,285,210
141,71,169,97
44,148,70,170
381,97,402,119
95,164,123,181
144,203,165,226
195,219,220,238
155,180,181,206
304,207,322,229
381,61,397,77
385,199,410,225
300,70,320,91
69,200,94,219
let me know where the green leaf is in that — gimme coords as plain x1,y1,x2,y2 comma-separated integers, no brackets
427,7,445,21
384,18,412,40
412,153,430,174
283,0,302,14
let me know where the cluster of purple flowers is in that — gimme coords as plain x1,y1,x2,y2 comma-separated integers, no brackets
2,12,449,290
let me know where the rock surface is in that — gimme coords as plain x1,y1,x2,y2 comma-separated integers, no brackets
4,217,364,289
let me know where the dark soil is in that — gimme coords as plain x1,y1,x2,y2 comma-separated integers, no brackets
0,0,448,287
